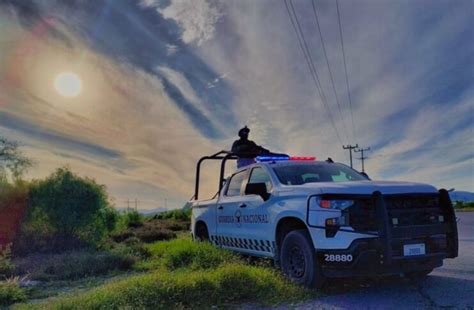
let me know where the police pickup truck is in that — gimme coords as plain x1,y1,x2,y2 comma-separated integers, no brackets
190,151,458,288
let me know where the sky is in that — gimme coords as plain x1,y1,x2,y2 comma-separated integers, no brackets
0,0,472,210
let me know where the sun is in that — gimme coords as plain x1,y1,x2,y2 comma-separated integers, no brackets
54,72,82,97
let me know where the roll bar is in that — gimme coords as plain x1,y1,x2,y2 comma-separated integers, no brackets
193,150,239,200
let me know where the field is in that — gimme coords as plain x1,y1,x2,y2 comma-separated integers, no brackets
1,215,310,309
3,237,310,309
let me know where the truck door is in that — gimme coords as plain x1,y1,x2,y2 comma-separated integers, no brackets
239,167,275,256
216,169,249,251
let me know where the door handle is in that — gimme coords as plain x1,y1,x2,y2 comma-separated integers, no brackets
239,203,247,208
218,206,224,210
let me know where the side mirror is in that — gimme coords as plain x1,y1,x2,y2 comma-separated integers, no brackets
360,172,370,180
245,183,270,201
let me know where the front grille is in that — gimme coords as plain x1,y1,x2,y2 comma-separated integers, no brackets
385,195,439,210
387,195,442,227
348,194,443,232
347,198,378,231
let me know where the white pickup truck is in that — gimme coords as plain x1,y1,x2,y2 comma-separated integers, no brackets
190,151,458,288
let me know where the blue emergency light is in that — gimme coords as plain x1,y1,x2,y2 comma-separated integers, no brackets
256,156,316,162
256,156,290,162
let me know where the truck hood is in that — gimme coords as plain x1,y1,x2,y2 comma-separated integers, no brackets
291,180,438,195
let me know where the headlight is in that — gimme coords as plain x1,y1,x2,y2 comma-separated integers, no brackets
313,197,354,210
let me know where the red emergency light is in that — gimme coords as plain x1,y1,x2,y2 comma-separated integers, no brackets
289,156,316,161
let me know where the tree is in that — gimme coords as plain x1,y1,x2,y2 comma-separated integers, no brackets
25,167,118,251
0,137,33,180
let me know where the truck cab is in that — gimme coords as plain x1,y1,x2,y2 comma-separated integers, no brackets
191,151,458,288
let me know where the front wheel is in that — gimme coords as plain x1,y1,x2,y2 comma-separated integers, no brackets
195,223,209,242
280,230,325,288
406,269,433,280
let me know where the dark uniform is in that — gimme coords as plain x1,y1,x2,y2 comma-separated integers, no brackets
231,126,285,168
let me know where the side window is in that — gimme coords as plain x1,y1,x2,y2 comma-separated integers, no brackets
302,173,320,183
331,171,351,182
226,170,247,196
248,167,273,192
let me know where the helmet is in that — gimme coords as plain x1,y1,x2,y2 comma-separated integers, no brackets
238,126,250,137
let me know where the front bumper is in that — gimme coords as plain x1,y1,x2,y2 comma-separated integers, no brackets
316,237,445,277
310,189,458,277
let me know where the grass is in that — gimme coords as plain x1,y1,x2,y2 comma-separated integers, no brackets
13,250,135,281
138,238,240,271
17,264,308,309
110,218,187,243
13,238,311,308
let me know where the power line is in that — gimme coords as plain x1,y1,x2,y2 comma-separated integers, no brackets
336,0,356,141
343,144,358,168
355,147,370,172
310,0,350,142
283,0,343,145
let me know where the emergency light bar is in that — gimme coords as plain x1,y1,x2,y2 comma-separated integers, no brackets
256,156,316,162
256,156,289,162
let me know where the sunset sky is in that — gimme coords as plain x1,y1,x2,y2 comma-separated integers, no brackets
0,0,472,210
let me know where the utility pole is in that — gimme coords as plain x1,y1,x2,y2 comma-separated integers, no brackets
343,144,358,168
134,198,138,211
126,198,130,211
355,147,371,172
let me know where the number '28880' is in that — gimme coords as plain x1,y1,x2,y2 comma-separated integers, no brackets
324,254,353,262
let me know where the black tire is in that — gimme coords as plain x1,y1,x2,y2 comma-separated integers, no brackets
195,222,209,242
407,269,433,280
280,230,325,289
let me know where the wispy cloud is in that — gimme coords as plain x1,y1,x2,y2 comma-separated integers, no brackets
0,0,472,211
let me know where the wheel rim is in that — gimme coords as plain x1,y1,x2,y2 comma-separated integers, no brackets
197,226,206,241
288,245,306,278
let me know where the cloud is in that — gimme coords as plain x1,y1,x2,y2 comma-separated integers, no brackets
146,0,224,46
0,0,472,214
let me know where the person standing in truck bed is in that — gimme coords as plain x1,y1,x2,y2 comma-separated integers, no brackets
231,126,286,168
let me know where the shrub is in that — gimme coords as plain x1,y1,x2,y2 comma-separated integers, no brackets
121,209,144,228
15,168,118,254
39,264,308,309
13,250,134,281
109,238,151,260
0,245,15,277
161,219,189,232
0,181,29,249
147,239,239,270
155,209,191,221
110,218,179,244
454,201,474,209
0,281,26,306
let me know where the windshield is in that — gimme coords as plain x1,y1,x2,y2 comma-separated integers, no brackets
273,163,367,185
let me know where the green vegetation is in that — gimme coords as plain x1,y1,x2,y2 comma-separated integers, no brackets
120,209,144,228
41,264,307,309
0,139,310,308
0,246,14,277
14,168,118,255
21,237,308,309
13,251,134,281
453,201,474,212
110,218,181,244
0,136,33,181
0,281,27,306
154,208,191,221
145,238,239,271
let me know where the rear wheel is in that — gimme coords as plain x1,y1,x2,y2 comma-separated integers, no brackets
195,222,209,242
280,230,325,288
